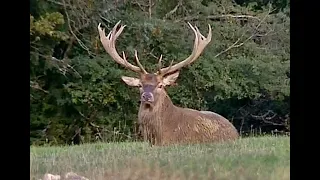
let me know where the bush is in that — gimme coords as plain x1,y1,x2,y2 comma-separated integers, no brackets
30,0,290,145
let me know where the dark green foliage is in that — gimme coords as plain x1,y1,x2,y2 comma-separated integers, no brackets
30,0,290,145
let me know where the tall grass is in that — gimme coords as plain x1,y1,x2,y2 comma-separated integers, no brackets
31,136,289,180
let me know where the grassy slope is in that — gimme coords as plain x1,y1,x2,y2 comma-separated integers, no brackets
30,136,290,180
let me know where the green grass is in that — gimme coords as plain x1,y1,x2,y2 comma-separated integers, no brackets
30,136,290,180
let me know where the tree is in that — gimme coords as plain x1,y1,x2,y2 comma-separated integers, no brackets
30,0,290,145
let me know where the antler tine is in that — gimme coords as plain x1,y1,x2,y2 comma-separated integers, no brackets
134,50,148,74
157,54,163,74
98,21,147,74
159,22,212,75
156,58,175,75
165,60,175,73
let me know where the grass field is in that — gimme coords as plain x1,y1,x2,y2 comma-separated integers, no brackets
30,136,290,180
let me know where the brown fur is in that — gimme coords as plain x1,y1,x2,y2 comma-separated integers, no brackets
137,81,239,146
97,21,238,146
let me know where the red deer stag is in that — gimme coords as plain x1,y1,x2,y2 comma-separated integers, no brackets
97,21,239,146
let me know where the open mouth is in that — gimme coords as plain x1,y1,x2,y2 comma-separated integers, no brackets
144,103,151,109
142,101,153,110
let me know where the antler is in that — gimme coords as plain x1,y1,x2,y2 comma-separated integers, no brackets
157,22,212,75
98,21,148,74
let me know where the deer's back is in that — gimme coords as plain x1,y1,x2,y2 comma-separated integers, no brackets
160,107,239,145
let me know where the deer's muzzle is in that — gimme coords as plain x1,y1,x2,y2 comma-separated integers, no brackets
141,92,154,103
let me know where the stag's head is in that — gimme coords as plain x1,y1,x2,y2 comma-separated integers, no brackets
97,21,212,108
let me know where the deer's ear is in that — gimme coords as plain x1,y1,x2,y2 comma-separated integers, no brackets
162,71,180,86
121,76,141,87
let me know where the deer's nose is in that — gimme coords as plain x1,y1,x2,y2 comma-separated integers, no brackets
141,92,154,102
